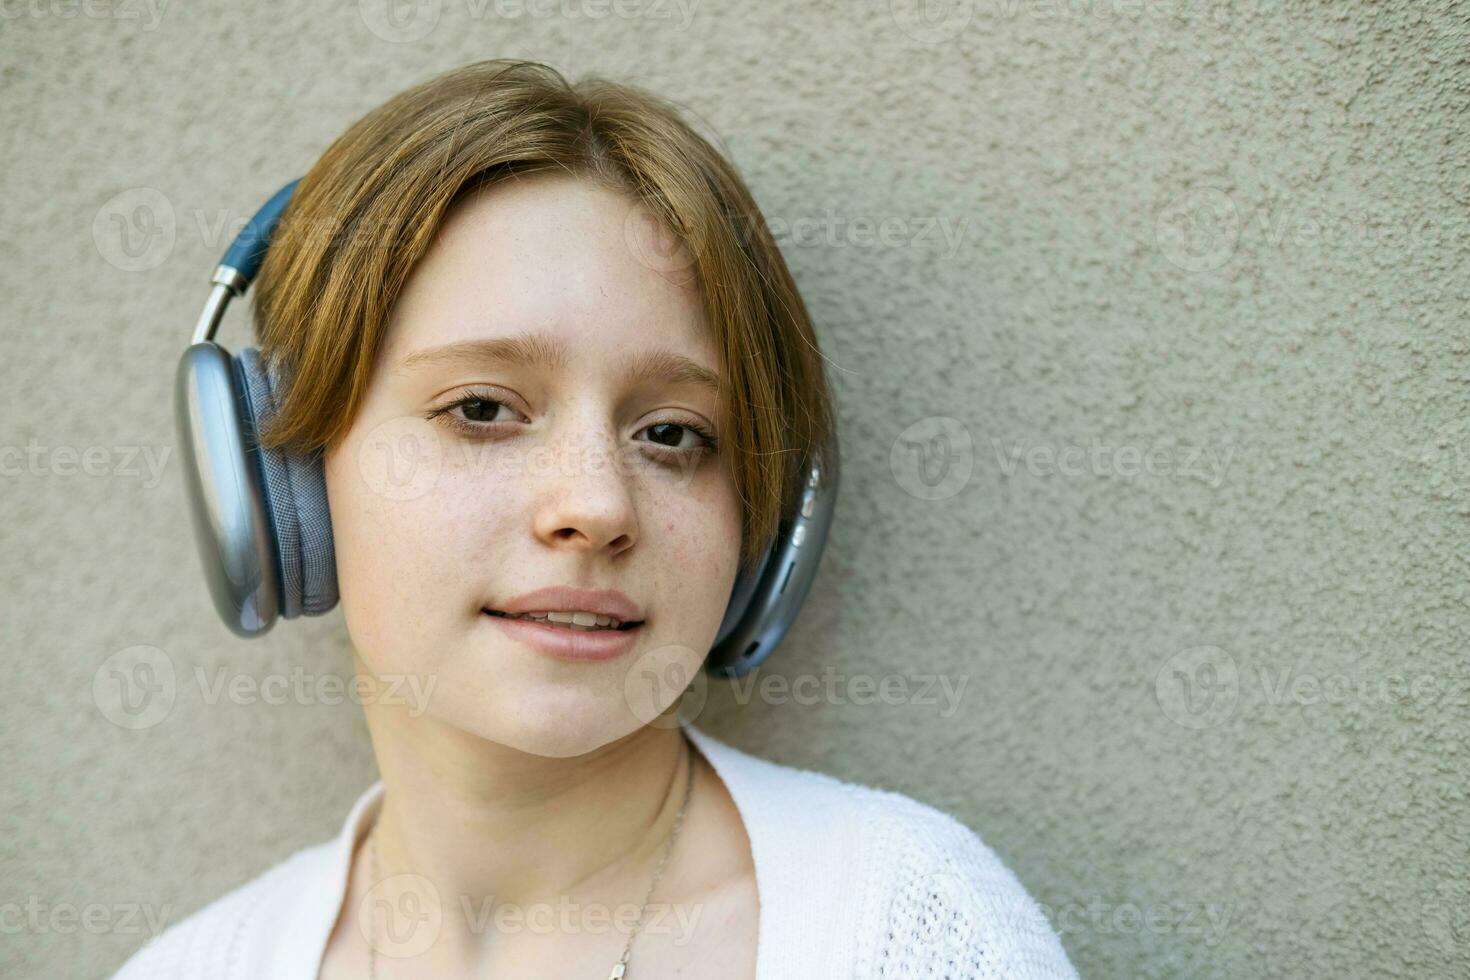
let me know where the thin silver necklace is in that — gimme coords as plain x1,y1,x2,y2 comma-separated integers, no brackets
367,740,696,980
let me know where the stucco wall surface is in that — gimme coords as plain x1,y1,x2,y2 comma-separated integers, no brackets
1,2,1466,978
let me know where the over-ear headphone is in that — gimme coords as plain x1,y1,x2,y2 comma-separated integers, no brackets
175,181,838,677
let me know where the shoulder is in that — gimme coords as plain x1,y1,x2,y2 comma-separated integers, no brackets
848,784,1079,979
107,841,333,980
701,738,1077,979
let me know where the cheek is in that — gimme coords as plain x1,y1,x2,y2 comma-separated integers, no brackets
324,429,517,665
643,467,743,647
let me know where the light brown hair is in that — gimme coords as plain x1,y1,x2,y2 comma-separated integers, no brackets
252,59,837,567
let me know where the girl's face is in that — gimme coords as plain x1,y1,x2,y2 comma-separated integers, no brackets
324,174,742,758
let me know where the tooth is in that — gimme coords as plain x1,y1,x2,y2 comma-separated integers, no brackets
501,609,628,629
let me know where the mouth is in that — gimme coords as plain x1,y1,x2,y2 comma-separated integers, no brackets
482,607,646,663
482,586,646,661
482,608,645,632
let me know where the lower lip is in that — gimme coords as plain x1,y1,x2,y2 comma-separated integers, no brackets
484,612,642,662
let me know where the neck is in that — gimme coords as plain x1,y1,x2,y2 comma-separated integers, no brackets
356,676,692,955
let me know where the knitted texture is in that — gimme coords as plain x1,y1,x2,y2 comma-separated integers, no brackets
109,724,1077,979
855,796,1078,978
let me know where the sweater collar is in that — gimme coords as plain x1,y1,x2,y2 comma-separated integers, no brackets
296,720,782,980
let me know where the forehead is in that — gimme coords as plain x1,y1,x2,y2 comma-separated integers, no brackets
382,173,713,371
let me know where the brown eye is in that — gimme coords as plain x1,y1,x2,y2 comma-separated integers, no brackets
636,420,717,455
425,389,525,435
647,422,692,448
460,398,504,423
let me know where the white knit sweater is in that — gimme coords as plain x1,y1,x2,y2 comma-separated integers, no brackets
110,721,1078,979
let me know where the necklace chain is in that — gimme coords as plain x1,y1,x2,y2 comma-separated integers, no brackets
366,739,696,980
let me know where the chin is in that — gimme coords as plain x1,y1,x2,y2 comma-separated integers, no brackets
431,669,653,759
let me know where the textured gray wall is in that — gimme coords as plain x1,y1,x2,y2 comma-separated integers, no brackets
2,2,1467,978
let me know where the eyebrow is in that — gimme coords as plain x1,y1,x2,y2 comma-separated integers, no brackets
397,331,722,393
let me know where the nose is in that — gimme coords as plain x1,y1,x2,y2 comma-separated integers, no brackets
529,418,639,557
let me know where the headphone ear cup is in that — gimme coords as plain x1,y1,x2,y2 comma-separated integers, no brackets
235,347,339,618
713,536,776,652
704,445,838,677
175,342,279,635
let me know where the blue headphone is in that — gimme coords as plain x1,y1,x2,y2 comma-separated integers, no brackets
174,180,838,677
